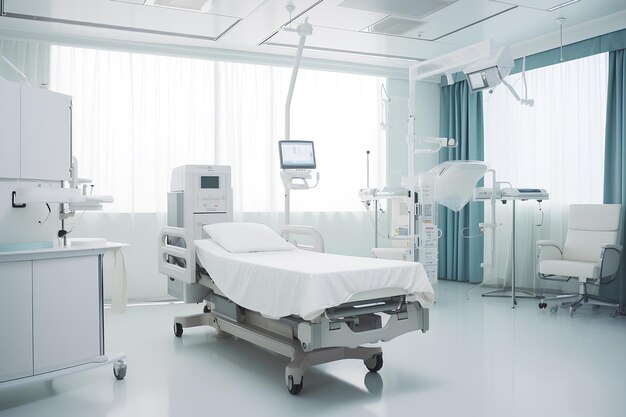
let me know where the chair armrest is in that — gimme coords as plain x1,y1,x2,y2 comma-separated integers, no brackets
598,245,623,280
537,240,562,250
537,240,562,262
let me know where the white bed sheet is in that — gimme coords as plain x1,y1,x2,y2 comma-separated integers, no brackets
194,239,435,320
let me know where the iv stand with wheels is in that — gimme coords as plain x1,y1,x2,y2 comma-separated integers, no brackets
482,199,538,308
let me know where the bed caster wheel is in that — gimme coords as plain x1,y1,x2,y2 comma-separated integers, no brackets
287,375,303,395
365,354,383,373
538,302,548,309
610,309,619,318
549,305,558,314
174,323,183,337
592,305,600,312
113,360,127,380
203,305,210,314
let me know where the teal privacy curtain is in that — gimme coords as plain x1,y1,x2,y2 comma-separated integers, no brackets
603,49,626,311
438,80,485,282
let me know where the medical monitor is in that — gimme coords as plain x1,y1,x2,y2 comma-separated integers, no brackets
279,140,316,170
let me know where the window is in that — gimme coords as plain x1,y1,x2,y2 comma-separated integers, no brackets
50,46,384,213
482,53,608,287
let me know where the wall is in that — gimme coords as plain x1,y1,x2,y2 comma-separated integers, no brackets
0,180,60,246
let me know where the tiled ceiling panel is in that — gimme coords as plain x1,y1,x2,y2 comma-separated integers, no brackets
489,0,580,11
337,0,459,19
2,0,267,40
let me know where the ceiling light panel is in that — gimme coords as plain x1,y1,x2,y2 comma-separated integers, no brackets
4,0,246,40
146,0,215,13
367,16,426,36
338,0,459,19
111,0,263,18
488,0,581,11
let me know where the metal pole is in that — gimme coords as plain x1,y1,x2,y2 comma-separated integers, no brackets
512,200,516,308
374,200,378,248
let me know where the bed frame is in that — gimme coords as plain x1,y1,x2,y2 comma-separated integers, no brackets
158,225,430,395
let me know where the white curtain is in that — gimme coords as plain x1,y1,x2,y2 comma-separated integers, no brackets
482,53,608,290
50,46,384,214
49,45,384,300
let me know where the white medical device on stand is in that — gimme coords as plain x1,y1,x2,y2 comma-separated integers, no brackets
162,165,233,301
279,140,319,226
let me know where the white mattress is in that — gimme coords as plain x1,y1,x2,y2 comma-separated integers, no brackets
194,239,435,320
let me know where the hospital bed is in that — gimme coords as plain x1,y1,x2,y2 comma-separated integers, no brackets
157,165,434,395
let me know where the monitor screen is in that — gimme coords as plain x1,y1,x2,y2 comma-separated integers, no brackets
200,176,219,189
467,71,486,91
279,140,316,169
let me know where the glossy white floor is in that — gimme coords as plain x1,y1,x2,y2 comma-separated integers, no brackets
1,281,625,417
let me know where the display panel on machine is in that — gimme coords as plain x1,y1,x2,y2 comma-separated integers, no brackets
201,176,219,189
279,140,316,169
195,174,226,213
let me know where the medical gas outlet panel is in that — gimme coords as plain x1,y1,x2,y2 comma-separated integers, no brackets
416,175,438,283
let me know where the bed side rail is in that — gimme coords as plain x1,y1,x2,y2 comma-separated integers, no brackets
280,225,325,253
158,226,196,284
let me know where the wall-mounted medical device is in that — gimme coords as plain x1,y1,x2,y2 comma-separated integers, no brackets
161,165,232,301
463,47,513,93
463,45,534,106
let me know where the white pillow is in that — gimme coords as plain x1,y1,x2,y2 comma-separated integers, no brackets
203,222,295,253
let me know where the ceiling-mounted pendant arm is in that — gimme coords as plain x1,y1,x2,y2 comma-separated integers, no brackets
285,17,313,140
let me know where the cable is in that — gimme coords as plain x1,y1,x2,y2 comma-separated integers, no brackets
37,203,52,225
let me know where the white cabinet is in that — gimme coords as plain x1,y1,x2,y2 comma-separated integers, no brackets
0,77,72,181
0,77,21,179
0,261,33,383
20,86,72,181
33,256,101,374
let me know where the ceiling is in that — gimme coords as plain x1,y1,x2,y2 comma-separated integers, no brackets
0,0,625,71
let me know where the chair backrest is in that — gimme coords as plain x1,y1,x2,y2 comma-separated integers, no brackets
562,204,622,262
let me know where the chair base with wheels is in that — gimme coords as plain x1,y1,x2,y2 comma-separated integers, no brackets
538,281,620,318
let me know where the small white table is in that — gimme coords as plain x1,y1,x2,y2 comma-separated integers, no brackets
0,242,128,388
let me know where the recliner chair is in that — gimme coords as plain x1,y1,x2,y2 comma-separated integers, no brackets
536,204,623,317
